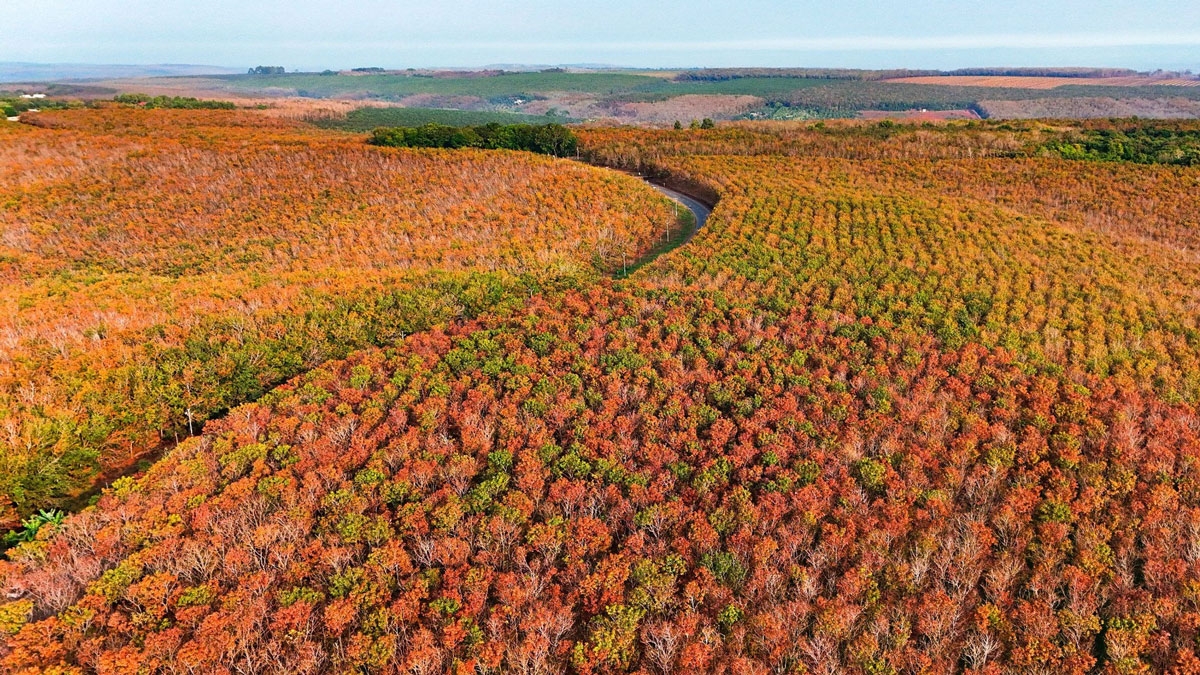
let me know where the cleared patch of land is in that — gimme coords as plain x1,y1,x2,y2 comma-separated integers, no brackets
979,96,1200,119
602,94,764,124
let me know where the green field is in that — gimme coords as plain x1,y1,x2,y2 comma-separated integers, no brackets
217,71,665,98
311,106,572,131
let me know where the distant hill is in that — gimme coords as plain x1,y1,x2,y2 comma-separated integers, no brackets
0,62,243,83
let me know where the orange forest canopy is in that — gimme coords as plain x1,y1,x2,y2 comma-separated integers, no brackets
0,108,679,525
3,109,1200,673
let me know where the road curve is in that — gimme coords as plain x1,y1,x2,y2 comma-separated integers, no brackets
571,160,716,274
645,181,711,245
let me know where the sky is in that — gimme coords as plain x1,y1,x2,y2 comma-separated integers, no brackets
3,0,1199,71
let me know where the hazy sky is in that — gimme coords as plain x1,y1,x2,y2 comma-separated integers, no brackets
3,0,1200,70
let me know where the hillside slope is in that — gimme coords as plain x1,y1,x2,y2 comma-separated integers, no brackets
0,109,679,524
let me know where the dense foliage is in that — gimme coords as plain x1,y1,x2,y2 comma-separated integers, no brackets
4,112,1200,674
1046,126,1200,165
0,109,678,525
369,123,578,156
312,107,564,132
581,122,1200,399
0,97,76,118
111,94,236,110
5,289,1200,674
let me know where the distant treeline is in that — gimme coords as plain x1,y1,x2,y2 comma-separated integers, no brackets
369,122,578,156
675,67,1154,83
310,106,564,132
764,80,1200,116
1046,126,1200,166
113,94,236,110
674,68,940,82
0,97,76,118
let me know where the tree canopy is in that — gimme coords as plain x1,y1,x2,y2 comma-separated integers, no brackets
369,122,578,157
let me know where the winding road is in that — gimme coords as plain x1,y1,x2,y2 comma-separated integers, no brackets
646,181,711,241
605,175,713,277
600,178,713,278
574,160,713,253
